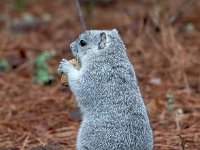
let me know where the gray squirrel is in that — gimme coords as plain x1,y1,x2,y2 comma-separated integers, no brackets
58,29,153,150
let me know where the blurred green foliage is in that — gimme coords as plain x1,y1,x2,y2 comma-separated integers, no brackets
185,22,195,32
166,93,174,113
86,0,94,27
33,51,55,85
0,58,11,71
15,0,26,9
22,12,35,23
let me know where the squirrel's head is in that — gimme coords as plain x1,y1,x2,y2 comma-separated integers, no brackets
70,29,120,63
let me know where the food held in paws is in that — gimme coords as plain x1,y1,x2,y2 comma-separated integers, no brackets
60,58,80,86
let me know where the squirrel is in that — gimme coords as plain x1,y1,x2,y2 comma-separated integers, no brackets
58,29,153,150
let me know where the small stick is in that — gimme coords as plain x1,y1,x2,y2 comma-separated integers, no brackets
75,0,87,31
166,0,198,26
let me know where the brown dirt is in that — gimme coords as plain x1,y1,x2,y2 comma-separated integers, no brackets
0,0,200,149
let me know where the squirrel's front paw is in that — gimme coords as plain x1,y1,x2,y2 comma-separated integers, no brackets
58,59,71,74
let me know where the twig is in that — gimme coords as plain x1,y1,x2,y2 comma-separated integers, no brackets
21,135,29,150
178,135,195,150
75,0,87,31
178,135,186,150
166,0,198,26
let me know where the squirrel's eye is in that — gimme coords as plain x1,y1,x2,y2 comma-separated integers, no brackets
80,40,87,47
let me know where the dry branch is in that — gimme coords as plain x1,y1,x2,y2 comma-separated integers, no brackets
75,0,86,31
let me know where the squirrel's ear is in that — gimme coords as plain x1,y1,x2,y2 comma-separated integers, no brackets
98,32,107,49
112,29,118,34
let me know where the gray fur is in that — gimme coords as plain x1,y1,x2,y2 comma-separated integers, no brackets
58,29,153,150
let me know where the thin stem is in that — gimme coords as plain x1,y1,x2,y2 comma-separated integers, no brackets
75,0,87,31
166,0,198,26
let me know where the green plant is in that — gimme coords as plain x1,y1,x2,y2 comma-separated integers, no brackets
86,0,95,27
33,51,55,85
166,93,174,113
15,0,26,9
0,58,10,71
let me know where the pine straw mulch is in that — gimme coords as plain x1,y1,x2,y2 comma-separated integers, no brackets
0,0,200,149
